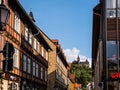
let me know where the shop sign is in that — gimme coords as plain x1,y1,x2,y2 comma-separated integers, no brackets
111,72,120,79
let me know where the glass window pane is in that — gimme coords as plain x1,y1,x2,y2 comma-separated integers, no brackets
33,62,35,76
118,0,120,8
107,10,116,18
107,41,118,72
29,33,32,45
36,64,38,77
14,14,20,33
23,55,27,72
25,25,28,41
118,10,120,17
107,41,117,59
34,38,36,50
106,0,116,8
13,48,19,68
41,67,43,79
28,58,31,73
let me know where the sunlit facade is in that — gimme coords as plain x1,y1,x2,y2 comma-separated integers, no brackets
0,0,51,90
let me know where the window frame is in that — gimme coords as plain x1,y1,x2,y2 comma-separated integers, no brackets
14,13,20,33
13,48,19,68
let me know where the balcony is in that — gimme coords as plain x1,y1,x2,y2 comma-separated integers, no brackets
56,72,65,84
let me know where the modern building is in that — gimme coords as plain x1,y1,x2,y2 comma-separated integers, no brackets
0,0,51,90
92,0,120,90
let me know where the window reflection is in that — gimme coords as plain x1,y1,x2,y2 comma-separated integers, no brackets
106,0,116,18
107,10,116,18
107,41,118,70
107,41,117,59
106,0,116,8
118,0,120,8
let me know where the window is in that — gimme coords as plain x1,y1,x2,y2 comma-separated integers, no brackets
107,41,118,70
46,51,48,60
34,38,40,52
36,64,38,77
33,62,35,76
34,38,37,50
8,83,17,90
41,67,43,79
36,41,39,52
118,0,120,17
22,54,31,73
24,25,28,41
13,48,19,68
45,70,47,81
106,0,116,18
23,55,27,72
27,58,31,73
106,0,116,8
14,13,20,33
42,46,44,56
118,0,120,8
24,25,32,45
29,33,32,45
107,10,116,18
107,41,117,59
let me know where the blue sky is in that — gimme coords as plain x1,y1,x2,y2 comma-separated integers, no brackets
19,0,99,64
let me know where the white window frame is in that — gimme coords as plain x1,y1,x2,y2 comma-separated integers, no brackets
42,46,44,56
14,13,20,33
36,40,39,52
24,25,28,41
34,38,37,50
13,48,19,68
29,33,32,45
46,51,48,60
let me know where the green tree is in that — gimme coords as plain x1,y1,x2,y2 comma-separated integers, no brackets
71,64,93,89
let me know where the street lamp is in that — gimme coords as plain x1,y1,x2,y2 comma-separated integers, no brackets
0,0,10,29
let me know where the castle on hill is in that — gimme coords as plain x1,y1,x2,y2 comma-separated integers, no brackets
72,56,89,67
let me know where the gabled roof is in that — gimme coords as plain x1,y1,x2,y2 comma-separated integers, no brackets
52,39,69,67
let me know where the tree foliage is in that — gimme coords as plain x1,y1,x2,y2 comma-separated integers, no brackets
71,64,93,88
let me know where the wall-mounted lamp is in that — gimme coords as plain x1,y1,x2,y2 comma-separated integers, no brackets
0,0,10,30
